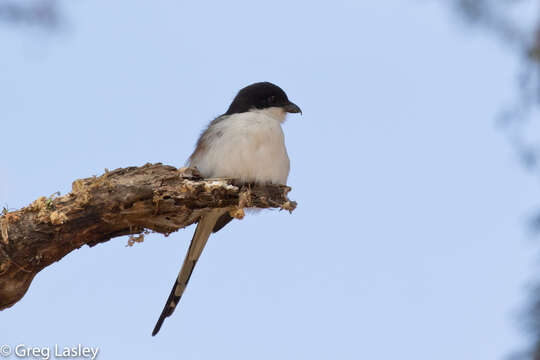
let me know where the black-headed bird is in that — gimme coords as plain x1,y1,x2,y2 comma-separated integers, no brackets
152,82,301,336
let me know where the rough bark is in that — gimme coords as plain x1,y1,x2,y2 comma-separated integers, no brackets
0,163,296,310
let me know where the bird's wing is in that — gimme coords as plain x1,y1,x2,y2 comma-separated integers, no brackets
152,209,225,336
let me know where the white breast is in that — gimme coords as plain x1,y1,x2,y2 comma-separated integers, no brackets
188,108,290,184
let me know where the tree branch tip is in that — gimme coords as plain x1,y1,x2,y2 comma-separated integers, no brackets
280,201,297,213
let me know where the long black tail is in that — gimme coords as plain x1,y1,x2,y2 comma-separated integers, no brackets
151,211,223,336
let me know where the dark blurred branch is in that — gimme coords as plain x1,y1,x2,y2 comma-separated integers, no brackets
449,0,540,169
0,0,60,29
453,0,528,49
447,2,540,358
529,25,540,63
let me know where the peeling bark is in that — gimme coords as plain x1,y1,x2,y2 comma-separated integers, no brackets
0,163,296,310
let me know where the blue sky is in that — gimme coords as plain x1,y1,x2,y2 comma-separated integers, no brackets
1,1,540,359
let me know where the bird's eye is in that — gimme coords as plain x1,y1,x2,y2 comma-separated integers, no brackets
267,96,276,104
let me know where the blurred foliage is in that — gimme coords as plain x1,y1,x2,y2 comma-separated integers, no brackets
0,0,60,30
450,0,540,214
452,0,531,48
449,1,540,359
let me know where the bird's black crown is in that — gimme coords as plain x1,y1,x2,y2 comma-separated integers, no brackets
225,82,301,115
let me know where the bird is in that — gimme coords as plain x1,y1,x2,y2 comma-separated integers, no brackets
151,82,301,336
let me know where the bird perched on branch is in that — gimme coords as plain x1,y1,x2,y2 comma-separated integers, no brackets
152,82,302,336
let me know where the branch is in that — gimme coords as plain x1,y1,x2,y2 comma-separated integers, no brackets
0,163,296,310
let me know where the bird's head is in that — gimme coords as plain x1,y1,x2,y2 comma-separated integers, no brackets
225,82,302,121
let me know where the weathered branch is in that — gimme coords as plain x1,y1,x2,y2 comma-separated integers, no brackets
0,163,296,310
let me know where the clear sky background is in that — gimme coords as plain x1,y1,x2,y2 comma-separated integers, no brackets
1,1,540,359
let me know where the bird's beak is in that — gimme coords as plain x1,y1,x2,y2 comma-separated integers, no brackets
283,102,302,114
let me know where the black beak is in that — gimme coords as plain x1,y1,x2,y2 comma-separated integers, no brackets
283,102,302,114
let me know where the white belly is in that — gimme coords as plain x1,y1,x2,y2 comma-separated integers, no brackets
188,110,290,185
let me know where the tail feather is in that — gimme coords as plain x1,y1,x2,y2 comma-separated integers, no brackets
213,213,233,233
152,210,223,336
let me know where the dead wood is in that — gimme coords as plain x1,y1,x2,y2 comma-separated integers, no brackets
0,163,296,310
